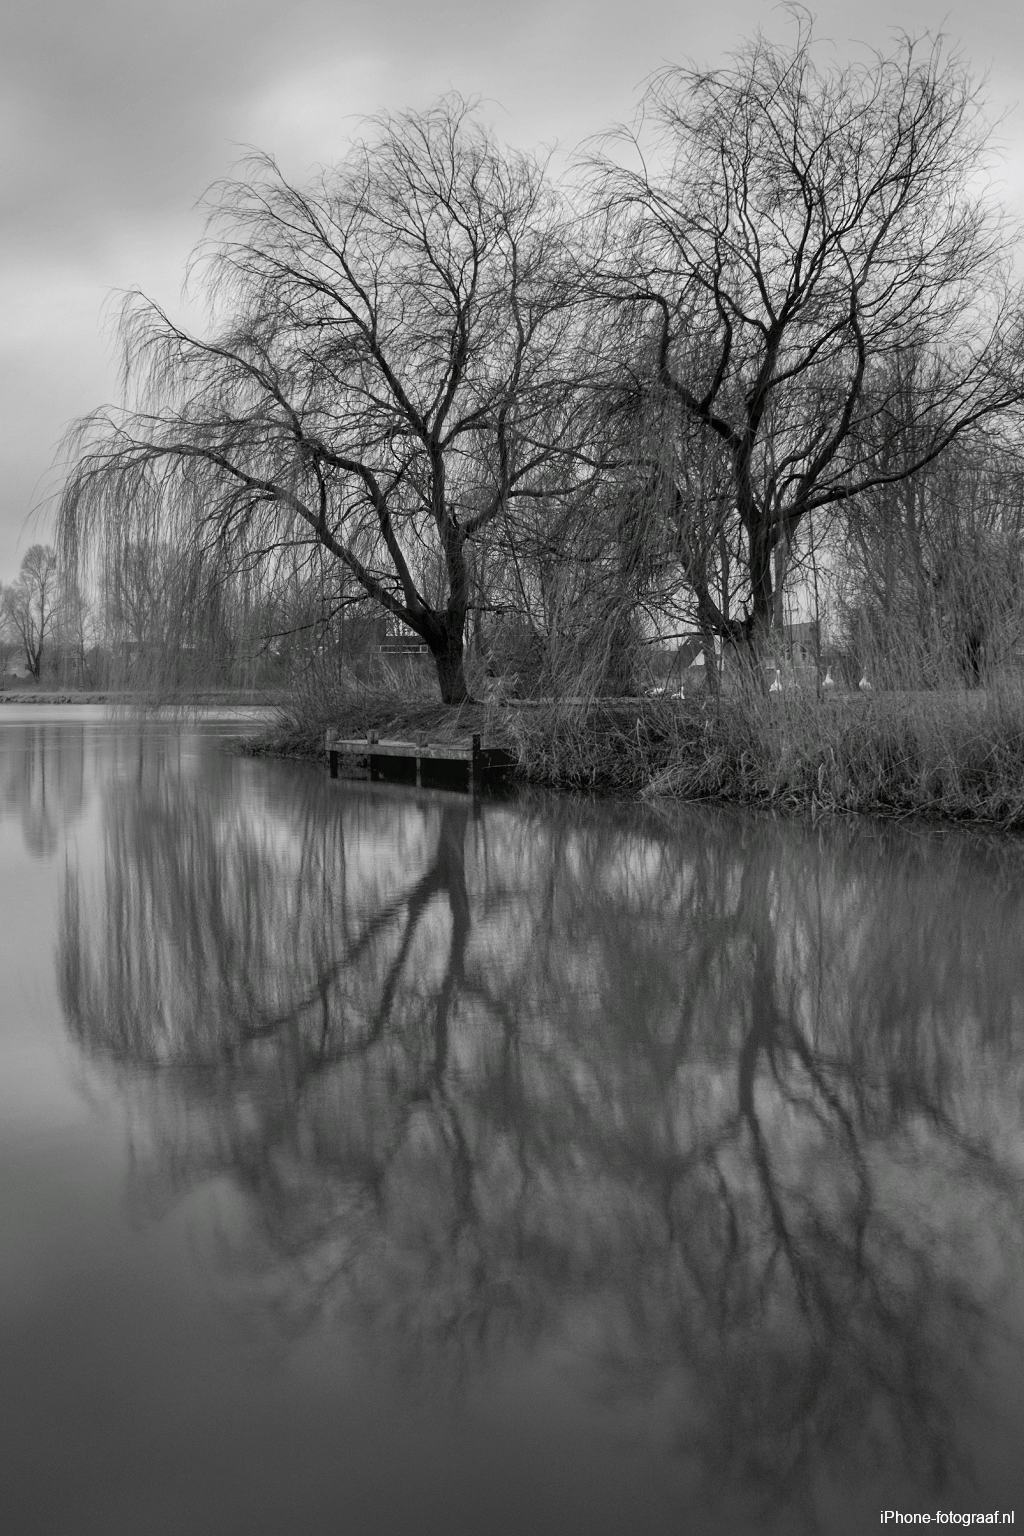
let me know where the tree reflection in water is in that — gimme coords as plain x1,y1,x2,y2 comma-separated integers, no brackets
1,722,89,856
58,754,1024,1525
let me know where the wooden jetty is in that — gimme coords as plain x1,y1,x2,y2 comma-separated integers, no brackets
325,731,516,793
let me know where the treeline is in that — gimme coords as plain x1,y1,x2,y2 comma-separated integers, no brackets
57,16,1024,705
0,539,286,691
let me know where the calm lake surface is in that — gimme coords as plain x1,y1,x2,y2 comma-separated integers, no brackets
2,712,1024,1535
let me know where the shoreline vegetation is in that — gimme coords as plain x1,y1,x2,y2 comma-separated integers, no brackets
243,674,1024,831
0,687,271,707
9,676,1024,828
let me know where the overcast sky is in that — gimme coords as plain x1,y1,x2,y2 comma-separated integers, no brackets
2,0,1023,581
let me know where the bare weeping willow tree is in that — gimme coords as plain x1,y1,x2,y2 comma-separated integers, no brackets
59,97,589,704
834,419,1024,688
586,16,1024,656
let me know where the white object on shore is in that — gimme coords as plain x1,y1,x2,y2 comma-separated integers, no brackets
822,666,835,689
859,673,873,691
769,668,783,693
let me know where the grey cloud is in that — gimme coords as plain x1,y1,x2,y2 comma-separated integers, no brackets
3,0,303,246
0,0,568,249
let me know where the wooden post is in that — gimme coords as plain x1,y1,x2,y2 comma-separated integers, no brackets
329,748,338,780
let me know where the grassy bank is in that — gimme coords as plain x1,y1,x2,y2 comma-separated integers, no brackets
250,675,1024,828
247,694,498,760
509,689,1024,826
0,687,276,707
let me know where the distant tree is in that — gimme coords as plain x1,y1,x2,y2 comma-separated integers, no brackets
591,17,1024,654
1,544,59,680
59,98,584,704
836,414,1024,686
55,568,100,689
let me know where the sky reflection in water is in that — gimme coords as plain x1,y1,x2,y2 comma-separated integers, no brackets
2,718,1024,1534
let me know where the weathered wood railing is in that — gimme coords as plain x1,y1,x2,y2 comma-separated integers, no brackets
325,731,515,792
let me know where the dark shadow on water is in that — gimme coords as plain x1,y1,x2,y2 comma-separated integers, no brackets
57,753,1024,1530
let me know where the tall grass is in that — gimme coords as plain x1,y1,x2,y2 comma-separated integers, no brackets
239,512,1024,827
252,646,497,758
248,639,1024,827
502,677,1024,826
660,685,1024,823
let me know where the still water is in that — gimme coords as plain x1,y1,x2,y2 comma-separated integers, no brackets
2,713,1024,1535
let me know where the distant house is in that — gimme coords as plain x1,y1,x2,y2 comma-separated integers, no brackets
379,627,431,659
649,635,712,684
782,620,820,661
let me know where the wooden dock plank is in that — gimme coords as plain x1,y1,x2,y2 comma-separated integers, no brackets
325,730,516,789
327,737,474,760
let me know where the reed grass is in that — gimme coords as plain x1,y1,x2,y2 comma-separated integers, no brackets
505,681,1024,826
247,639,1024,828
248,651,497,759
653,687,1024,824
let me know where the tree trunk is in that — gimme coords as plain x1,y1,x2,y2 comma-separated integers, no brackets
699,626,720,694
772,530,789,638
431,627,472,705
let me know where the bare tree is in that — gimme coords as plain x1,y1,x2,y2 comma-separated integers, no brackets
590,16,1024,654
59,98,584,703
1,544,59,680
834,360,1024,685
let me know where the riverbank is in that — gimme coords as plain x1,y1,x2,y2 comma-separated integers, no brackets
0,688,277,707
0,691,126,704
247,685,1024,829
